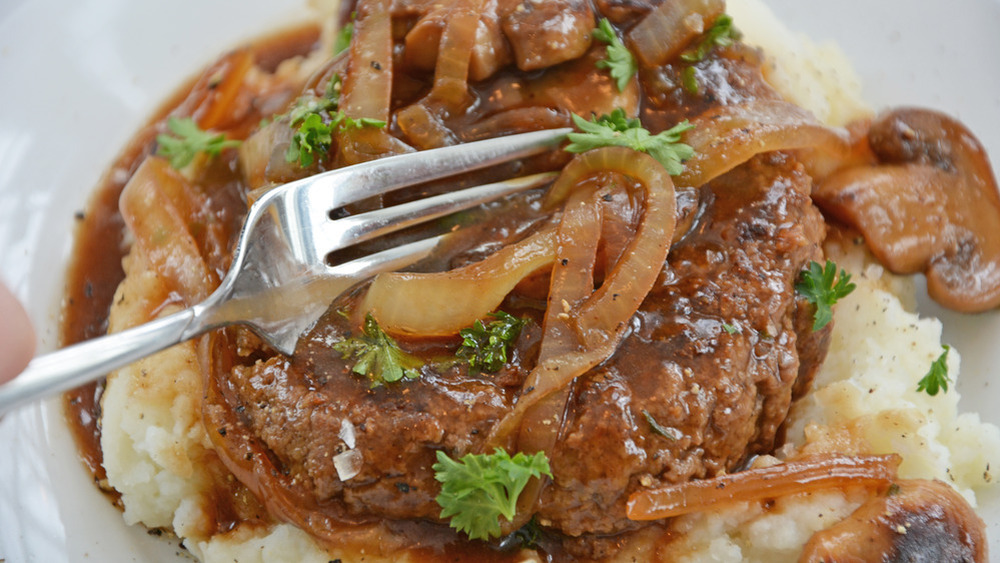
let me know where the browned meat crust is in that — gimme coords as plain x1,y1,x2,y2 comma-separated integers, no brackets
210,151,825,537
538,151,825,535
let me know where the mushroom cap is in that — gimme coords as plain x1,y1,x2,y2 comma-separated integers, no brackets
814,108,1000,313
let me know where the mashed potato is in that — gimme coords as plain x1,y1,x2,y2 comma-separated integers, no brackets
661,236,1000,562
97,1,1000,561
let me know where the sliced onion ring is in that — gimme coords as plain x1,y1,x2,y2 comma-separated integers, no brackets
676,99,851,189
627,0,725,68
487,147,676,533
360,228,557,336
501,148,677,442
337,0,413,165
627,454,901,521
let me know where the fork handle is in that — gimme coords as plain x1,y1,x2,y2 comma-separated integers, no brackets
0,308,199,414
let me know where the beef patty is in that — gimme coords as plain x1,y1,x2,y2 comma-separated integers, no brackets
205,150,827,538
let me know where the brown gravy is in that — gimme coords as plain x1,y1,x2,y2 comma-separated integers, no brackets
60,23,322,500
55,21,576,561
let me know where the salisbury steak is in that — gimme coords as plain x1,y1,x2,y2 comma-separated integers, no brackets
211,151,826,537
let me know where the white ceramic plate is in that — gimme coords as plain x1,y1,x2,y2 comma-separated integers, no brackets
0,0,998,561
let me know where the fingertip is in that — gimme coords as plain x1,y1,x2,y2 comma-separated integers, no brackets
0,281,35,384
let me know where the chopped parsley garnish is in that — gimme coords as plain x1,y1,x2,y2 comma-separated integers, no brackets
286,113,334,167
156,117,240,170
795,260,856,331
680,14,741,63
456,312,527,373
433,448,552,541
510,517,542,548
681,66,699,95
332,313,424,387
917,345,952,396
678,14,741,95
721,322,741,335
284,75,386,167
565,109,695,175
593,18,637,92
642,409,681,440
334,20,354,55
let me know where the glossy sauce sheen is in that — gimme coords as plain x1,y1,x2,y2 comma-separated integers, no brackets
64,11,825,563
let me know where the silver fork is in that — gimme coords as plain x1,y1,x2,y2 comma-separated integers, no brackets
0,128,570,414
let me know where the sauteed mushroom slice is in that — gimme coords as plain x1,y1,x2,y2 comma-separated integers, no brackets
813,108,1000,312
800,479,987,563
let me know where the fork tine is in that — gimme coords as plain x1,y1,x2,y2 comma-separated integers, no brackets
327,234,445,277
321,171,557,256
301,127,571,210
265,128,570,267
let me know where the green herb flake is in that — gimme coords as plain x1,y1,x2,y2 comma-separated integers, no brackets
681,65,699,94
433,448,552,540
565,109,695,176
795,260,857,331
642,409,681,440
334,20,354,55
286,112,335,168
457,311,527,373
917,345,952,396
680,14,741,63
721,322,741,335
281,74,385,168
332,313,424,387
156,117,241,170
511,517,542,548
593,17,637,92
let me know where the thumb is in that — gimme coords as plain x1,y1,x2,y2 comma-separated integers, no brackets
0,281,35,384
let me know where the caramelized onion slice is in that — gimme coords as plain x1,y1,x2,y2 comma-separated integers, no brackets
502,185,605,532
627,0,724,68
627,454,901,521
119,157,214,303
171,48,255,132
337,0,413,165
814,108,1000,312
340,0,392,123
490,147,676,449
676,99,850,189
360,228,557,336
429,0,483,106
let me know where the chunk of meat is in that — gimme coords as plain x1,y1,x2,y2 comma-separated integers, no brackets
207,152,827,538
594,0,658,26
536,152,826,535
402,0,512,81
500,0,595,71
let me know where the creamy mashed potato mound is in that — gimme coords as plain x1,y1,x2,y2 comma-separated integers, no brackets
97,1,1000,561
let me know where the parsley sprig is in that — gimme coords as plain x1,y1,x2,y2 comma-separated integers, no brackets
333,313,424,387
679,14,741,95
156,117,241,170
286,113,334,167
333,19,354,55
433,448,552,541
284,75,386,167
795,260,857,331
917,345,952,396
565,109,695,175
680,14,741,63
593,18,637,92
457,312,527,373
